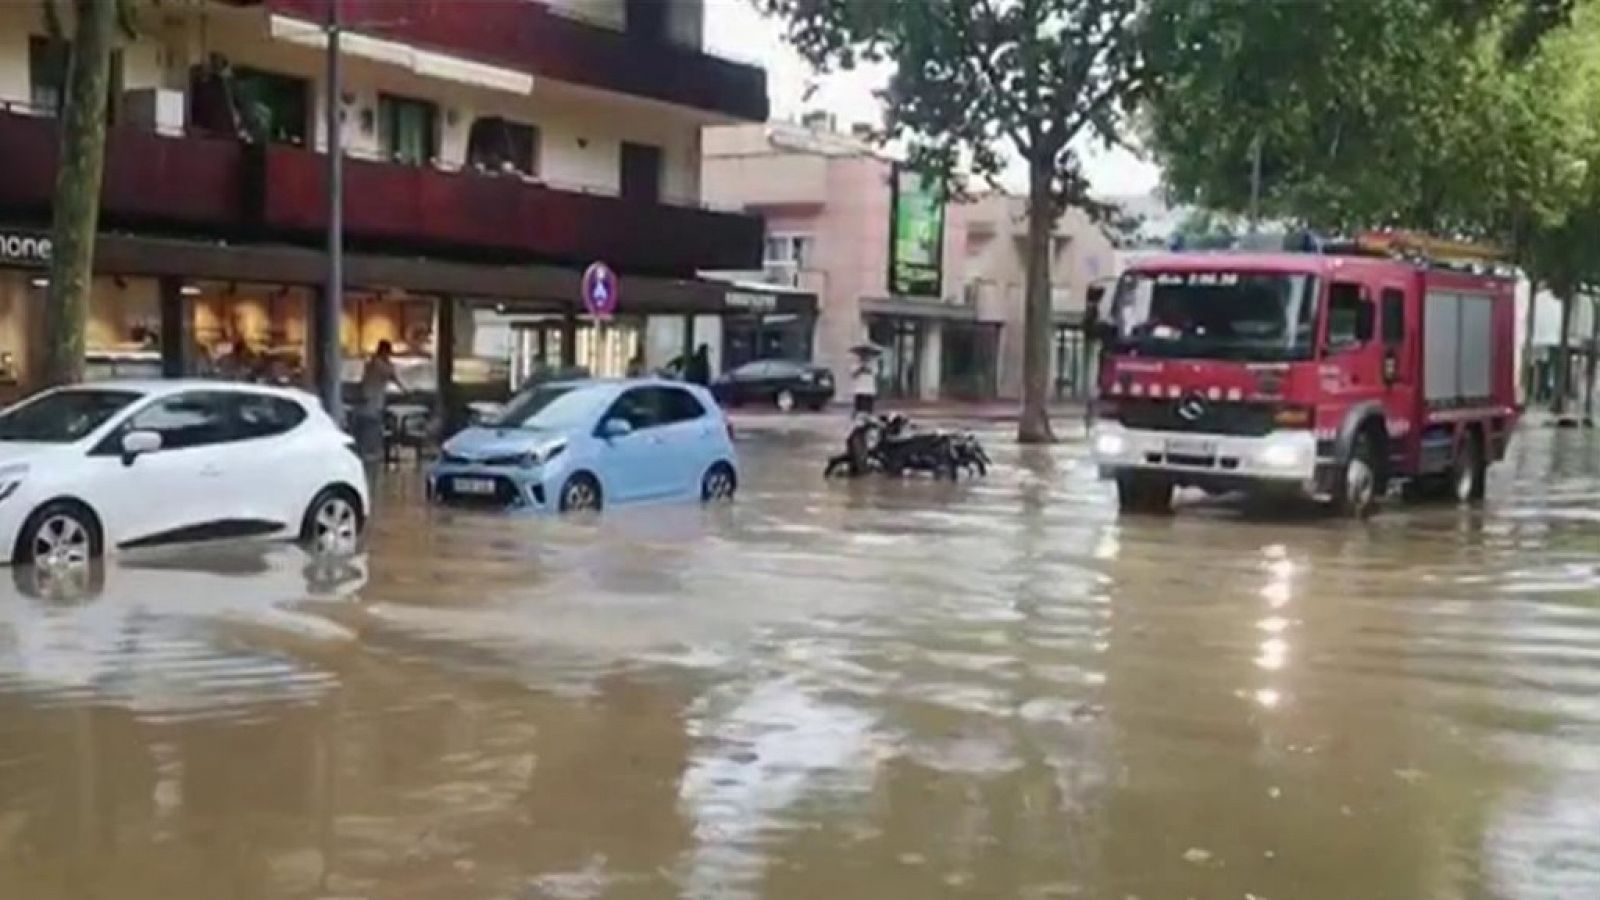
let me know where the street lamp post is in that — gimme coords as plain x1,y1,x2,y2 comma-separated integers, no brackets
319,0,345,423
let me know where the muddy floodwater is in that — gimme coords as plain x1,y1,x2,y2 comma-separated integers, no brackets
1,418,1598,900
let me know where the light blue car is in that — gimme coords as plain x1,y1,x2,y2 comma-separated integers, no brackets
427,379,739,513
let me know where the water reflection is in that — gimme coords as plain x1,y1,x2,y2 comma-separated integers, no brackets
0,422,1594,898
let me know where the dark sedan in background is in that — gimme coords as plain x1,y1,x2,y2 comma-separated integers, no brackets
712,359,835,411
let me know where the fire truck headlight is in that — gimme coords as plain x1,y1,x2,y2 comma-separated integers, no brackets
1257,434,1311,469
1093,430,1128,459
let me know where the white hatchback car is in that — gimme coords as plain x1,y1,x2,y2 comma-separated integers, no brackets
0,380,369,567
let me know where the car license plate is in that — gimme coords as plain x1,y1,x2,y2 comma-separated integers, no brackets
1165,438,1217,458
452,477,497,496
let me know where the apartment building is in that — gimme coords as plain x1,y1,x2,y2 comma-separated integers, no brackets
703,119,1116,402
0,0,774,404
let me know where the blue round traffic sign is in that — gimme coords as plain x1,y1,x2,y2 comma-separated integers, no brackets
582,261,618,319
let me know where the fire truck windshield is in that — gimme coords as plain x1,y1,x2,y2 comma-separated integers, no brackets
1111,271,1320,361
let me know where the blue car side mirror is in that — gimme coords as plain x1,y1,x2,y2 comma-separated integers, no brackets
601,418,633,439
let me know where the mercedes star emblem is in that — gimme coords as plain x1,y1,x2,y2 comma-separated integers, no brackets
1176,393,1207,422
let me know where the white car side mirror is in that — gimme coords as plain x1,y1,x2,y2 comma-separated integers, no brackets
120,429,162,463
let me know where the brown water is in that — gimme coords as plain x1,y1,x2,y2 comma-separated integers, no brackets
2,419,1598,900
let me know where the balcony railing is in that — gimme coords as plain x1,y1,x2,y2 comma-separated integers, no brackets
256,143,761,271
0,107,762,275
242,0,768,121
0,105,246,229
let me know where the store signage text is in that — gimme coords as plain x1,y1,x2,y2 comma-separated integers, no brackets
0,231,52,268
725,290,778,312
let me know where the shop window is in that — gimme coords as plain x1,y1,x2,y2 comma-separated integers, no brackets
466,116,538,177
29,36,122,121
233,67,310,145
379,94,438,166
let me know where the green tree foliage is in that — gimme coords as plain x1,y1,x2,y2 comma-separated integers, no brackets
760,0,1146,442
1145,0,1600,411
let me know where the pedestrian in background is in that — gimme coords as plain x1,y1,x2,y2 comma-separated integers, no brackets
852,355,879,415
356,340,404,463
685,344,712,386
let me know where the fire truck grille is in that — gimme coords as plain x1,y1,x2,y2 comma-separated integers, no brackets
1117,399,1276,437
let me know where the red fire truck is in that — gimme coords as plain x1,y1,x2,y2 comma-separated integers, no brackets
1091,237,1520,516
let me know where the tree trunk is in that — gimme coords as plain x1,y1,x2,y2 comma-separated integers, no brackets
1553,291,1575,416
1585,296,1598,423
1521,278,1539,405
1016,157,1055,444
40,0,118,388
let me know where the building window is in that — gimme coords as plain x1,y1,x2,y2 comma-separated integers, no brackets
233,67,310,145
466,116,538,177
29,36,122,120
763,234,811,266
378,94,438,166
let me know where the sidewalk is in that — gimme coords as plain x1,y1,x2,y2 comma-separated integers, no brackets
728,399,1088,428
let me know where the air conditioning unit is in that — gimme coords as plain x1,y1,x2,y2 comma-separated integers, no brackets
762,261,800,287
121,88,186,136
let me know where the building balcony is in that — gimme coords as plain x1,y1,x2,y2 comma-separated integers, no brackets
255,143,763,272
0,108,246,229
236,0,768,122
0,109,763,275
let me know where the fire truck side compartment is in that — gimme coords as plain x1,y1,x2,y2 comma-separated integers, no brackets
1423,290,1496,405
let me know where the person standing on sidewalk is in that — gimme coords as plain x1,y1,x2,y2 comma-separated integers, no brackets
851,354,879,416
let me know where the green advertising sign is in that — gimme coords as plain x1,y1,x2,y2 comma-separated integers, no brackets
888,165,945,297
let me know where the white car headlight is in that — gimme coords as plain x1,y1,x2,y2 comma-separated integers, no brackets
0,464,28,503
1093,431,1128,458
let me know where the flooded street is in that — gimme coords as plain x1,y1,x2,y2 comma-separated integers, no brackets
2,418,1598,900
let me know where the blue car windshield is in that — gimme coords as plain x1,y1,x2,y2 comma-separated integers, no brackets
494,385,596,431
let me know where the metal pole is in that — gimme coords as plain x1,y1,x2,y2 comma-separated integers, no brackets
1248,134,1262,235
320,0,345,422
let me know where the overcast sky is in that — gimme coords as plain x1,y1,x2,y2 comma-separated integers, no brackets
702,0,1163,199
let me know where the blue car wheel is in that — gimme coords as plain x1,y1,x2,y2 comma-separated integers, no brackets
701,463,737,502
558,473,603,513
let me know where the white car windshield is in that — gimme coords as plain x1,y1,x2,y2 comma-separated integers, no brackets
0,389,142,443
494,385,597,431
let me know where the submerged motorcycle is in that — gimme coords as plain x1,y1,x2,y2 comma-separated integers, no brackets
824,414,990,479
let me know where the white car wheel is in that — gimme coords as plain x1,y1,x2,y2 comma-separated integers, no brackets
19,502,101,571
776,389,796,412
303,489,363,556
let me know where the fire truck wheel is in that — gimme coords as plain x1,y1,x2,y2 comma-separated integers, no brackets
1116,473,1173,514
1452,431,1487,504
1334,431,1380,518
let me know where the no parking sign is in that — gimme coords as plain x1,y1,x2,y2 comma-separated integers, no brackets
582,261,618,320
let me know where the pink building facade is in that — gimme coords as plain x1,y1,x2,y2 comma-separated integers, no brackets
703,121,1116,402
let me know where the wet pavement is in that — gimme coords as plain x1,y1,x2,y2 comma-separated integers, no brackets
1,417,1598,900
